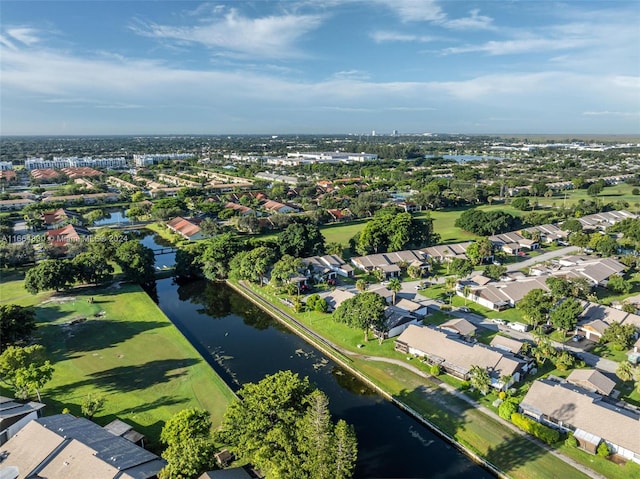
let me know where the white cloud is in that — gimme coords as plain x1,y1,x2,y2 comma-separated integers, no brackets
7,27,41,45
131,8,324,59
443,37,590,56
372,0,445,23
445,9,494,30
370,31,438,43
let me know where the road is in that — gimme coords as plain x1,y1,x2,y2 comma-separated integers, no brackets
505,246,580,272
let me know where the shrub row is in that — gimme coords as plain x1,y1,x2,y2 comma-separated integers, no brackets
511,412,561,445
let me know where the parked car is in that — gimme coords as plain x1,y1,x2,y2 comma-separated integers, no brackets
508,321,530,332
415,282,428,290
490,318,507,325
517,251,527,257
459,307,471,313
571,334,585,342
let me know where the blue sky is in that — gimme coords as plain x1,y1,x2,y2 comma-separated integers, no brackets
1,1,639,136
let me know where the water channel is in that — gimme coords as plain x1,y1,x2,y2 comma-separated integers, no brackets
154,278,493,478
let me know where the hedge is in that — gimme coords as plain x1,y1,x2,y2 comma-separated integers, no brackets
511,412,561,445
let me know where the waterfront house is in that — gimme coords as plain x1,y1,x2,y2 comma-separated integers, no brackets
395,325,526,390
167,216,204,241
1,414,166,478
520,378,640,464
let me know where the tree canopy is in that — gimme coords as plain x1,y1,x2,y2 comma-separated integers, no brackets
0,344,54,401
115,240,156,285
355,212,438,255
455,209,520,236
517,289,553,327
277,223,326,258
24,259,75,294
216,370,357,479
0,304,36,349
333,291,387,341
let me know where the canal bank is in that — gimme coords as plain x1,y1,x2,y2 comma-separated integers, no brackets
226,280,603,479
156,278,492,478
228,280,507,478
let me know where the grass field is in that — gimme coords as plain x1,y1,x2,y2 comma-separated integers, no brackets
527,183,640,210
0,273,236,452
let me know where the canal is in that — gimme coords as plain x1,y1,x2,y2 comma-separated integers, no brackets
155,278,493,479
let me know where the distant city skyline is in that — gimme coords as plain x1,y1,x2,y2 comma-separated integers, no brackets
1,1,639,136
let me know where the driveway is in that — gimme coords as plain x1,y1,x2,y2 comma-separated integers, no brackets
505,246,579,272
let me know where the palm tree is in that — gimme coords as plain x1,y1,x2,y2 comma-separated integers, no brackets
462,285,471,306
469,365,491,395
388,278,402,304
355,279,368,292
445,276,457,305
616,361,635,382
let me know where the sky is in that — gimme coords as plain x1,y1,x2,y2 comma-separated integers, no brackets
1,0,639,136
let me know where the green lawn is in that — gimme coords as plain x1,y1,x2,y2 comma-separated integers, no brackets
523,183,640,210
237,281,637,479
0,275,236,452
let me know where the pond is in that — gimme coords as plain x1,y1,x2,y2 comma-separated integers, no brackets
94,208,130,226
155,278,493,479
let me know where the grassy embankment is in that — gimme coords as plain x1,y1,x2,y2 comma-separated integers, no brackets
0,270,235,452
237,280,640,479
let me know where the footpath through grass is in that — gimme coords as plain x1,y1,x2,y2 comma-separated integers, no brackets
237,282,640,479
0,273,236,452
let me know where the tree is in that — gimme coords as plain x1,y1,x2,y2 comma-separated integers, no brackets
462,285,472,306
200,233,248,280
601,322,637,350
237,213,261,234
199,217,221,237
483,264,506,281
0,241,35,268
115,240,155,285
449,258,473,278
216,371,357,479
464,242,482,266
517,289,553,328
159,408,215,479
407,264,422,279
0,344,54,401
278,223,326,258
81,393,105,419
24,259,75,294
355,279,368,292
511,197,531,211
387,278,402,304
270,255,304,287
563,218,583,232
444,276,457,304
333,291,387,341
469,365,491,395
230,246,276,286
607,274,632,294
616,361,635,382
72,252,114,285
0,304,36,348
549,298,582,334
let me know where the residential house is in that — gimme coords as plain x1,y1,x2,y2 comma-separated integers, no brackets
367,285,394,305
41,208,81,229
489,335,525,355
318,289,356,312
577,302,640,341
520,378,640,463
351,250,427,278
461,277,549,310
422,242,474,263
522,224,569,244
0,198,35,211
302,254,354,280
326,208,353,222
566,369,616,396
377,306,421,338
224,202,255,216
577,210,637,231
395,325,528,390
439,318,477,337
394,298,429,318
45,224,91,248
167,216,204,241
488,232,539,254
259,199,297,214
0,396,45,445
0,414,166,478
